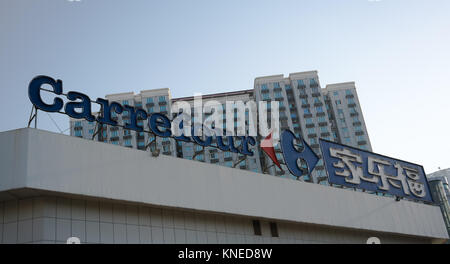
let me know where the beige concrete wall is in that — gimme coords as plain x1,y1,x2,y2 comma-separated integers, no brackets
0,196,429,244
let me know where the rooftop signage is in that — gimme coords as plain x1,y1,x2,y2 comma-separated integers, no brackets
319,139,433,203
27,75,433,204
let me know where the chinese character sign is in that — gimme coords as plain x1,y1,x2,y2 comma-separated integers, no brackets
319,139,433,203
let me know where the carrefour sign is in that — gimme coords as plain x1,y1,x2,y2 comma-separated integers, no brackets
319,139,433,203
28,75,433,203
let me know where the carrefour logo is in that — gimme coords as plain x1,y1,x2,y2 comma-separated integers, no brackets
28,75,320,179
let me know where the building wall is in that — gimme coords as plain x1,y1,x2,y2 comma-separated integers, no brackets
0,196,430,244
1,128,447,243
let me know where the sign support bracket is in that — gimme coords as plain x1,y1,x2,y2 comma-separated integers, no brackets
27,105,38,128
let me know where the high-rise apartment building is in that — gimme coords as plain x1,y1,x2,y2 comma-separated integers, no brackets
70,71,372,184
253,71,371,183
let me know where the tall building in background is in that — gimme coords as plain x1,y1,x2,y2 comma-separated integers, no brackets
254,71,372,183
70,70,372,184
428,168,450,242
428,168,450,203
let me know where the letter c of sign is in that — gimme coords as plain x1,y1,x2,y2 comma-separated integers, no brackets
28,75,64,112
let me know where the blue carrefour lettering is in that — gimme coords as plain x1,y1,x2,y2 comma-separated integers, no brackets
28,75,64,112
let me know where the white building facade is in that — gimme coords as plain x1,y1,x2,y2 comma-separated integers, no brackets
0,128,447,244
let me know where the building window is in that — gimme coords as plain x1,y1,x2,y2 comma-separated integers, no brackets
252,220,262,236
160,106,167,112
122,100,129,106
75,130,82,137
273,82,280,88
146,97,153,103
270,222,279,237
159,96,166,102
261,84,268,90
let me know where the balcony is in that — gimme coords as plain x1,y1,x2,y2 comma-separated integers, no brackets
158,101,167,106
358,140,367,145
211,158,219,163
352,121,361,126
298,84,306,89
261,89,269,94
301,104,310,108
299,94,308,99
273,87,282,92
316,112,326,117
320,132,330,137
318,122,328,127
123,134,132,139
311,143,319,149
275,97,284,101
74,126,83,131
345,94,354,99
110,136,119,141
348,103,356,108
308,134,317,138
311,92,321,97
355,131,364,136
350,112,359,117
314,102,323,107
303,113,313,118
310,83,319,88
224,156,232,162
306,123,315,128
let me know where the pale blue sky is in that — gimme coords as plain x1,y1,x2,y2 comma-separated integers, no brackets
1,0,449,173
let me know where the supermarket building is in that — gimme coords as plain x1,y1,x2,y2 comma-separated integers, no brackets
0,128,448,244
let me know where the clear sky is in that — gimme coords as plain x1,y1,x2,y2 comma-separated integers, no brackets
0,0,449,174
